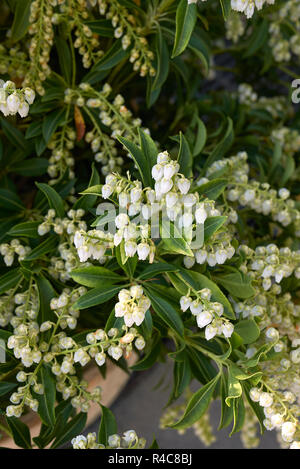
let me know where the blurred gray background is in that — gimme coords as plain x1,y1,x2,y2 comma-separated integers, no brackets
88,362,279,449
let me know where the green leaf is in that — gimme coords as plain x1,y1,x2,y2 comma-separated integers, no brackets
244,20,268,58
74,164,100,210
93,39,129,71
193,117,207,156
234,319,260,344
70,266,124,288
51,413,87,448
137,262,178,280
0,117,27,150
98,405,117,446
160,219,193,256
35,182,65,218
219,0,231,20
203,117,234,171
35,365,56,428
218,375,234,430
194,178,228,200
169,374,220,429
144,286,184,338
74,285,122,310
177,132,193,178
11,158,49,177
225,367,242,406
36,275,57,326
151,28,169,92
213,271,255,299
8,221,40,239
6,417,31,449
0,188,24,212
42,108,66,144
25,235,57,261
172,0,197,58
131,333,161,371
138,129,158,186
204,216,227,242
11,0,31,41
0,381,17,396
56,37,72,84
85,20,114,37
118,135,153,188
0,269,22,295
230,397,245,436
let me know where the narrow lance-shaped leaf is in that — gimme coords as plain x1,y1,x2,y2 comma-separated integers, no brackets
169,374,220,429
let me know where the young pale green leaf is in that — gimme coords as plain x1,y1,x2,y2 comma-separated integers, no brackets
172,0,197,58
218,375,234,430
230,397,245,436
169,374,220,429
70,266,124,288
73,285,122,310
35,183,65,218
98,406,117,446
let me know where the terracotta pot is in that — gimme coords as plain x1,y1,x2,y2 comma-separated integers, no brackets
2,354,136,449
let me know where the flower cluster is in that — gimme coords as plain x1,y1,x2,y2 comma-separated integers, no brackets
180,288,234,340
207,151,300,234
98,0,155,76
23,0,54,95
72,430,146,449
189,0,275,18
65,83,144,176
0,239,31,266
0,80,35,117
268,1,300,63
115,286,151,328
249,387,299,448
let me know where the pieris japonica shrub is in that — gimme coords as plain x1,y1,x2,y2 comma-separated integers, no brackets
0,0,299,450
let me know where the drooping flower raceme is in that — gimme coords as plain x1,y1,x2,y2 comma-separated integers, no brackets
0,80,35,117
